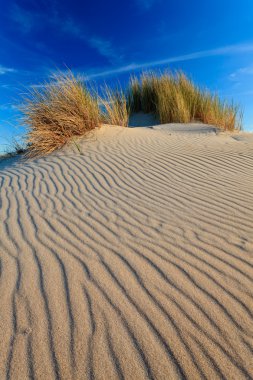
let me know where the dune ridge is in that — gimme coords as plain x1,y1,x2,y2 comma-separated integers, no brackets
0,124,253,380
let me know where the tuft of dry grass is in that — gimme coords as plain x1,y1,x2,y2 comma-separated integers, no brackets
127,72,158,114
20,71,100,157
99,85,129,127
127,76,142,113
194,93,242,131
155,73,191,123
127,70,242,131
140,72,159,114
11,138,27,155
18,69,242,159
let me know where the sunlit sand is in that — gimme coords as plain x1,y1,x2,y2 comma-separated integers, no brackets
0,123,253,379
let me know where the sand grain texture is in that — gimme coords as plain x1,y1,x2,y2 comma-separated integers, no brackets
0,124,253,380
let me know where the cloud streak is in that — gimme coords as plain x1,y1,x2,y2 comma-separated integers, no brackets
230,64,253,79
84,42,253,80
0,65,16,75
88,37,119,63
10,3,35,33
9,3,118,63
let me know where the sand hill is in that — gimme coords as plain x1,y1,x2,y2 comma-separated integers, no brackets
0,124,253,379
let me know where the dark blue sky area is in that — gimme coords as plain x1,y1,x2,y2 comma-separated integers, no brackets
0,0,253,151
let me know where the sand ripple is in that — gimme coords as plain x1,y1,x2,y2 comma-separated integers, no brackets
0,125,253,379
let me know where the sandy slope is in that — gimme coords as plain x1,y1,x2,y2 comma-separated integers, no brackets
0,124,253,380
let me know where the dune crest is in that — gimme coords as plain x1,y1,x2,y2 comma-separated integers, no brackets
0,124,253,379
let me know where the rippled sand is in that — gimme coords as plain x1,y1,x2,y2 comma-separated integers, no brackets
0,124,253,380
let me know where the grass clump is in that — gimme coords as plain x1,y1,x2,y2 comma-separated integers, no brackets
99,85,129,127
127,70,242,131
155,73,191,123
127,76,142,113
0,138,27,160
20,72,100,157
194,92,242,131
10,138,27,155
18,69,242,159
140,72,158,113
127,72,158,114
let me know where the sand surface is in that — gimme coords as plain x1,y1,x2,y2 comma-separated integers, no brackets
0,124,253,380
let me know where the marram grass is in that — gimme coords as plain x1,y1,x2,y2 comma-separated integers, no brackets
127,71,242,131
99,85,129,127
20,69,242,157
20,72,100,157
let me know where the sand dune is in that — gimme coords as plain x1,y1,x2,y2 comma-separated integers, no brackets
0,124,253,380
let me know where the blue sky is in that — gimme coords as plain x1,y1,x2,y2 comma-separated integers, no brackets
0,0,253,152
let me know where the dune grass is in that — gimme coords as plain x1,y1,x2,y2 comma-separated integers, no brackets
127,73,158,114
10,138,27,155
127,76,142,113
20,72,100,157
0,138,27,160
127,71,242,131
19,69,242,157
99,85,129,127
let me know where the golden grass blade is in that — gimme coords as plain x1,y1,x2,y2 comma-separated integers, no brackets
20,71,101,157
127,70,242,131
99,85,129,127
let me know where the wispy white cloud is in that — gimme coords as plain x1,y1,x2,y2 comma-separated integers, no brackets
10,3,36,33
10,2,78,37
230,64,253,79
0,65,16,75
0,104,18,111
88,37,119,63
60,21,119,62
84,42,253,80
84,64,140,80
61,23,120,63
9,3,119,63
